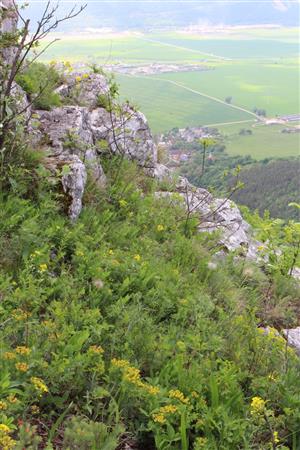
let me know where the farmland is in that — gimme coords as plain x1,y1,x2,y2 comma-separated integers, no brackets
41,28,300,158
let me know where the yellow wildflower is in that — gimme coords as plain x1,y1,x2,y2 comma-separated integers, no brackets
0,401,7,410
195,437,207,448
250,396,266,415
0,435,16,449
82,73,89,79
64,61,71,68
3,352,16,360
89,345,104,354
12,309,31,321
134,254,141,261
39,263,47,272
7,395,17,404
75,75,82,83
108,249,114,255
119,199,128,208
169,389,189,404
273,431,279,444
268,373,277,381
160,404,177,414
111,358,130,369
15,362,28,372
157,224,164,232
124,366,141,384
152,413,166,424
31,405,40,414
31,377,48,393
144,384,160,395
15,346,30,355
0,424,10,433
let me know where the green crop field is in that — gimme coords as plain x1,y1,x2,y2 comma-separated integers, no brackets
217,123,300,159
41,29,300,159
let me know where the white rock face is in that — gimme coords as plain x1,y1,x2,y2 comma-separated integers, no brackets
60,155,87,222
154,169,257,254
91,105,157,168
56,73,109,108
38,106,93,152
283,328,300,356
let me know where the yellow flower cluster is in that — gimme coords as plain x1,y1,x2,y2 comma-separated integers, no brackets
3,352,16,360
195,437,208,448
31,377,48,394
39,263,48,272
169,389,189,404
152,413,166,424
0,435,16,450
144,385,160,395
157,224,164,232
152,404,177,424
111,358,129,368
124,366,141,383
0,425,10,434
273,431,279,444
12,309,31,321
75,73,89,82
160,404,178,414
250,396,266,415
15,362,28,372
0,401,7,410
111,359,160,395
15,346,30,355
7,395,17,404
0,424,16,450
89,345,104,354
31,405,40,414
134,254,141,261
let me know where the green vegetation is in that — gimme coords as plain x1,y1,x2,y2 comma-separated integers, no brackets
16,62,62,110
232,159,300,220
0,150,300,448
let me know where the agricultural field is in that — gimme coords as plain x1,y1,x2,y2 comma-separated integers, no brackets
41,28,300,159
217,123,300,159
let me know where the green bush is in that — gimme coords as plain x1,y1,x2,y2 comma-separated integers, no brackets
16,62,62,110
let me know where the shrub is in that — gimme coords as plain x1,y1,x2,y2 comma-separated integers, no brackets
16,62,62,110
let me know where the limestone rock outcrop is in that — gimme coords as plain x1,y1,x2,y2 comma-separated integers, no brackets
283,328,300,356
55,72,109,108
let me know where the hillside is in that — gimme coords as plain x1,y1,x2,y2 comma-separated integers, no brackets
1,3,300,449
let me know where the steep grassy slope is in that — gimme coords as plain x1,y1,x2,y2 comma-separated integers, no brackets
0,159,299,449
